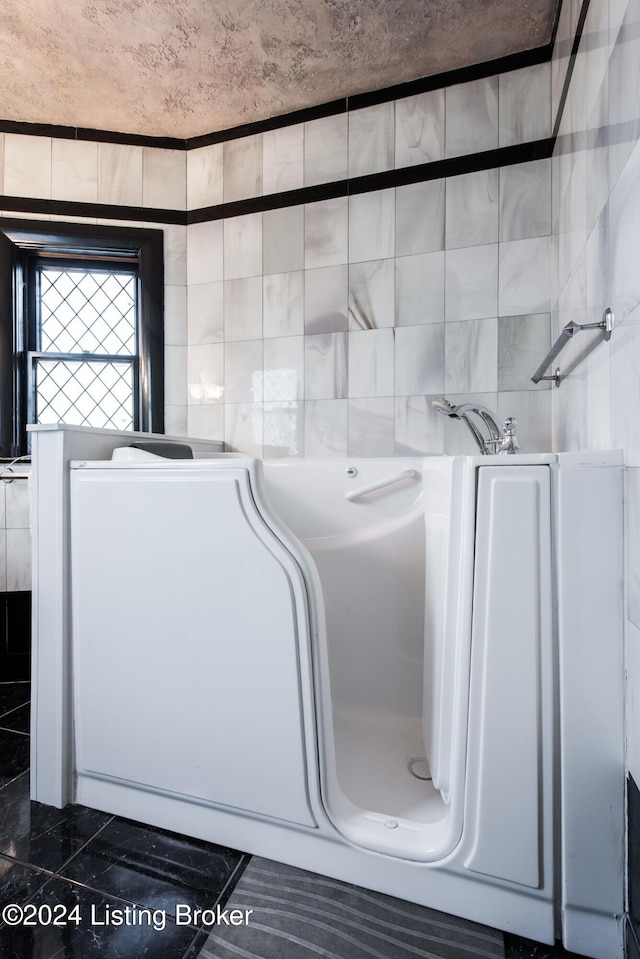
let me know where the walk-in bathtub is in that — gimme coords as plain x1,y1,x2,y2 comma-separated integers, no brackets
29,425,625,959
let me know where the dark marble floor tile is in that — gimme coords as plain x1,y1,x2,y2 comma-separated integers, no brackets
59,817,247,921
0,703,30,735
0,774,113,873
0,729,30,779
201,855,505,959
0,855,51,914
0,876,201,959
0,683,30,718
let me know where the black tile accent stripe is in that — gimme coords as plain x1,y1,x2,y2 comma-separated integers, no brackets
0,194,186,225
0,44,553,151
0,137,553,227
551,0,593,140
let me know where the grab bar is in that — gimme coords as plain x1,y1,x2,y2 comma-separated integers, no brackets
345,469,418,502
0,472,30,482
531,307,614,386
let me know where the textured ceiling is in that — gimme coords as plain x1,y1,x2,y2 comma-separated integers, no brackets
0,0,559,140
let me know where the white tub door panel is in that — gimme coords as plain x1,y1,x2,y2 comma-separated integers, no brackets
464,466,553,892
70,466,316,828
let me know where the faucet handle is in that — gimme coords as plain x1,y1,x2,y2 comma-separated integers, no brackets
498,417,523,455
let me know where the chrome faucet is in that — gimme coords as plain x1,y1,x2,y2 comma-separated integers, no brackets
431,398,521,455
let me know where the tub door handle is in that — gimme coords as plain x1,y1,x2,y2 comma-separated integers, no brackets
345,469,418,502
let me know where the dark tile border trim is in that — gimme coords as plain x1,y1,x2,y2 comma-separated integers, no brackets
551,0,592,140
188,138,554,223
0,138,553,226
0,195,186,225
0,43,552,151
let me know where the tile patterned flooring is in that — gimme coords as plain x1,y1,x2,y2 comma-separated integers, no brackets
0,682,582,959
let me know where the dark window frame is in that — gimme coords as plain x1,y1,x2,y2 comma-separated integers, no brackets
0,219,164,456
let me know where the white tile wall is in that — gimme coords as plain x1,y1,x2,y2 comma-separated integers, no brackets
549,0,640,788
0,473,31,594
0,51,558,595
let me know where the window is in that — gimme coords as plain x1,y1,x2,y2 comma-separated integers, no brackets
0,220,164,456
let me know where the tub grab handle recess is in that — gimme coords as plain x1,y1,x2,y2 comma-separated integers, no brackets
345,469,418,502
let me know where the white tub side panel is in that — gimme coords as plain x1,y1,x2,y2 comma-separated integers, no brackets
464,466,553,891
556,461,625,959
70,466,316,827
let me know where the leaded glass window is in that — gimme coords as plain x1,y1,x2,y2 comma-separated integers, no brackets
29,262,139,432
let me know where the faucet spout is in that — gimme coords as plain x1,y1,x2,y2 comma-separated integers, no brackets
431,398,519,455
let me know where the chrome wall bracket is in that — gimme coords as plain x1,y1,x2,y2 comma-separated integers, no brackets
531,307,614,387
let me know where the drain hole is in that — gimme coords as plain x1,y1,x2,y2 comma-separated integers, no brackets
408,758,432,781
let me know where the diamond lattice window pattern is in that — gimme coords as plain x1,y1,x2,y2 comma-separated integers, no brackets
40,269,136,356
34,268,137,430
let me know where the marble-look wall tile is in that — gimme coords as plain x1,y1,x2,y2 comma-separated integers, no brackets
497,389,552,452
349,189,395,263
304,399,348,457
304,113,348,187
348,102,395,178
305,265,348,334
445,77,499,158
263,402,304,458
4,134,51,198
348,398,395,456
164,344,186,407
187,281,223,345
395,89,445,167
164,286,188,346
348,328,395,398
263,336,304,401
98,143,143,206
627,468,640,630
305,197,348,268
143,148,186,210
499,159,552,241
446,169,499,249
445,244,498,321
395,324,444,395
499,236,551,316
396,179,445,256
187,144,223,210
224,340,263,404
263,125,304,194
498,313,551,391
187,220,223,285
263,206,304,275
4,479,30,529
349,258,394,330
395,251,445,326
609,138,640,325
52,140,98,203
224,213,263,280
224,276,262,341
263,271,304,338
187,342,224,405
187,404,224,441
223,134,262,202
394,395,444,455
0,528,7,592
6,529,31,592
0,133,4,194
165,405,188,436
304,332,348,399
224,403,263,456
0,481,5,528
445,317,498,393
164,224,188,286
499,63,551,147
